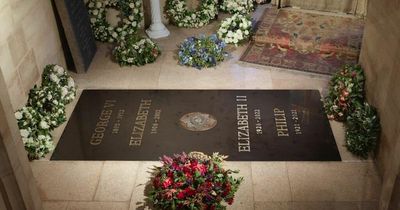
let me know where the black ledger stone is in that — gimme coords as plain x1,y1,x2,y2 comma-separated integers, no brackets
51,90,341,161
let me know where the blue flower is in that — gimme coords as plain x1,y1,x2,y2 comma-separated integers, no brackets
210,34,218,41
177,34,228,69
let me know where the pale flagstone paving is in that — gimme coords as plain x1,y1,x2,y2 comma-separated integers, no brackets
33,5,381,210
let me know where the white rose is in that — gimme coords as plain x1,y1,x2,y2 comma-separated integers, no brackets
90,18,96,23
61,87,68,97
54,65,64,75
134,8,139,14
96,2,102,8
68,78,75,87
112,32,118,38
15,111,23,120
132,21,137,27
20,129,29,138
129,3,135,8
38,135,46,140
40,121,49,129
93,9,98,15
50,74,60,84
22,137,28,143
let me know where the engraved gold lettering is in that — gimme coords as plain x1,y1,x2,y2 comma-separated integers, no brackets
274,108,289,137
90,100,116,145
238,145,251,152
236,96,251,152
129,99,152,146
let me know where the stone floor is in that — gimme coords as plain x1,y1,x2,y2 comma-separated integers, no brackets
31,6,381,210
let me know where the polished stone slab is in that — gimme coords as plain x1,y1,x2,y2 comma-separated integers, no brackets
54,0,97,73
51,90,341,161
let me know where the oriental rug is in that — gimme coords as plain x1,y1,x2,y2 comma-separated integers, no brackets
241,7,364,75
51,90,341,161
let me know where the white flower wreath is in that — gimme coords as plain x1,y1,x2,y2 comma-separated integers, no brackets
220,0,255,14
165,0,218,28
217,14,252,45
87,0,143,42
113,34,161,66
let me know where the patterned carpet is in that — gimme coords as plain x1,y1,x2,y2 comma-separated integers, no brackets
241,7,364,75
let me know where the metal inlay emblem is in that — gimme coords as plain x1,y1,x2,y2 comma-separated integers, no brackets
179,112,217,132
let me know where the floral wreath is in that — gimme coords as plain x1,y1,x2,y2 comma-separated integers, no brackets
165,0,218,28
178,34,227,69
217,14,252,45
15,64,77,160
87,0,143,42
219,0,255,14
113,34,161,66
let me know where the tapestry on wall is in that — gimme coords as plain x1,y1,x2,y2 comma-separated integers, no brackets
240,7,364,75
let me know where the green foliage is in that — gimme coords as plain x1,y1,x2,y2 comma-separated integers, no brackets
178,34,227,69
149,152,243,209
323,64,381,159
113,34,161,66
15,64,76,160
41,64,76,105
219,0,255,15
345,102,380,159
27,86,66,129
165,0,218,28
217,14,252,45
323,65,365,121
86,0,143,42
15,107,54,160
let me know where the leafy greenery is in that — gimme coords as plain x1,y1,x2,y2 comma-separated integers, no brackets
323,65,381,158
87,0,143,42
27,86,66,129
219,0,255,15
15,107,54,160
217,14,252,45
42,64,76,105
345,101,380,159
165,0,218,28
15,65,76,160
178,34,227,69
113,34,161,66
149,152,243,209
323,65,365,121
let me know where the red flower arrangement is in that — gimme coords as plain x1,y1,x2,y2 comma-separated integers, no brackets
323,65,365,121
149,152,243,209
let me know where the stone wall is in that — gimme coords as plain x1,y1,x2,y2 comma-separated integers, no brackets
0,70,43,209
0,0,65,209
0,0,65,110
359,0,400,209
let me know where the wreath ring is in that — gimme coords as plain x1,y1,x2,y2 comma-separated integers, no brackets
165,0,218,28
87,0,143,42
